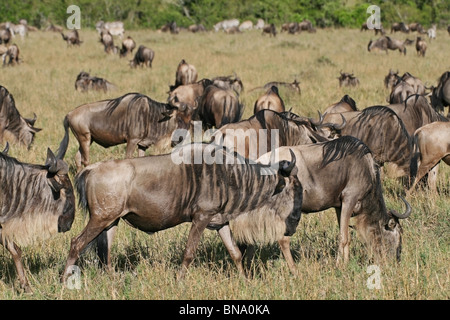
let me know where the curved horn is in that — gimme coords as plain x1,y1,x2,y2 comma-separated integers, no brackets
309,110,324,127
333,113,347,130
280,149,296,177
391,196,412,219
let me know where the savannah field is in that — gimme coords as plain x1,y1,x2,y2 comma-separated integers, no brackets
0,27,449,300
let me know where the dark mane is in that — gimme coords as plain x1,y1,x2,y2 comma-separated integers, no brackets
105,92,171,116
321,136,371,168
341,94,358,110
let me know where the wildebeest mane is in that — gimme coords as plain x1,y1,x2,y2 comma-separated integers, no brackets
321,136,371,168
0,86,24,133
403,94,448,122
105,92,173,117
341,94,358,110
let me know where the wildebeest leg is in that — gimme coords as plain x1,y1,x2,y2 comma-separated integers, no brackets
0,232,31,292
96,219,120,270
137,145,146,157
217,225,245,276
125,139,139,158
177,215,211,280
61,217,113,284
427,164,439,193
409,161,440,193
278,236,297,274
337,197,357,265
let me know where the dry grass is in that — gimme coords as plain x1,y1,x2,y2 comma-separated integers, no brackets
0,28,449,300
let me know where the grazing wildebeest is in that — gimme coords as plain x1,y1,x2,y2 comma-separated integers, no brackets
130,45,154,68
197,85,243,129
253,86,285,114
255,136,412,267
61,143,302,281
211,74,244,95
409,23,425,33
262,23,277,37
167,78,213,110
188,24,206,33
0,85,41,149
225,26,241,34
250,79,301,95
0,130,75,292
45,23,63,32
74,71,116,93
323,95,358,114
214,19,240,32
409,122,450,193
415,37,427,57
119,36,136,57
430,71,450,116
384,69,400,89
387,36,407,55
391,22,409,33
368,36,407,55
61,30,82,46
96,21,124,37
65,92,195,171
338,71,360,87
213,109,334,160
324,106,413,177
169,59,198,91
0,28,12,45
2,43,20,66
99,29,117,54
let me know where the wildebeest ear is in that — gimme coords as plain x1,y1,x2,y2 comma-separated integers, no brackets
158,111,173,123
24,113,37,126
45,148,57,170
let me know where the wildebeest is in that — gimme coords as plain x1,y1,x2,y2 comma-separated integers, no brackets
250,79,301,95
61,30,82,46
65,92,195,171
0,130,75,292
96,21,124,37
188,24,206,33
214,19,240,32
338,71,360,87
169,59,198,91
409,121,450,193
130,45,154,68
391,22,409,33
99,29,117,54
256,136,412,266
197,85,243,129
211,74,244,95
430,71,450,116
61,143,302,281
323,106,413,177
74,71,116,93
389,80,416,104
415,37,427,57
238,20,253,31
167,78,213,110
0,27,12,45
368,36,407,55
2,43,20,66
323,94,357,114
0,85,41,149
45,23,63,32
384,69,400,89
213,109,334,160
119,36,136,57
262,23,276,37
253,86,285,114
409,23,425,33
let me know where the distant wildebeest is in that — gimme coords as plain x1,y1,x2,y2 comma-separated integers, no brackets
429,71,450,116
130,45,154,68
256,136,412,266
119,36,136,57
250,79,301,95
409,122,450,193
224,26,241,34
167,78,213,110
262,23,277,37
415,37,427,57
197,85,243,129
298,19,315,33
389,80,416,104
61,143,302,281
384,69,400,89
96,21,124,37
0,130,75,292
368,36,407,55
211,74,244,94
213,109,337,160
238,20,253,31
391,22,409,33
255,19,265,30
338,71,360,87
2,43,20,66
0,27,12,45
323,106,413,178
214,19,240,32
188,24,206,33
64,92,195,171
74,71,116,93
169,59,198,91
408,22,425,33
253,86,285,114
323,94,358,114
0,85,41,149
45,23,63,32
99,29,117,54
61,30,82,46
361,22,385,35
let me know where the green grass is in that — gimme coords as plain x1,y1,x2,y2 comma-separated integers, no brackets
0,28,449,300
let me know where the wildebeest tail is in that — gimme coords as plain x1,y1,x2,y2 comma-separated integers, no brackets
57,116,71,160
75,168,91,215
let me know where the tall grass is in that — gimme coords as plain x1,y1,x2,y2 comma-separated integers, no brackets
0,28,449,299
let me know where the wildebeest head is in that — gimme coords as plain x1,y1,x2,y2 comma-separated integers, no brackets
384,69,400,89
338,71,359,87
429,71,450,113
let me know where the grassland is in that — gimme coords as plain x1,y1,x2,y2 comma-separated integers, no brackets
0,27,449,300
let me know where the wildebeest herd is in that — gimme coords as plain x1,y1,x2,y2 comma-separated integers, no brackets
0,19,450,295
